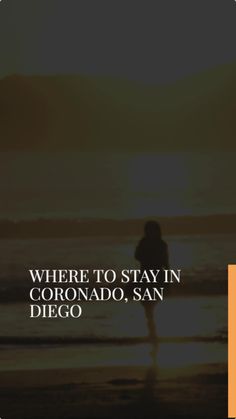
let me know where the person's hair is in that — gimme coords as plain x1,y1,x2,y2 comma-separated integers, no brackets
144,220,162,240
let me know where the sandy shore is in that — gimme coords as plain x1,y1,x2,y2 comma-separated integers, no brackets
0,363,227,419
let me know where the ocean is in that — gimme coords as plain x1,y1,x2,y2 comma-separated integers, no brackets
0,233,232,371
0,150,234,371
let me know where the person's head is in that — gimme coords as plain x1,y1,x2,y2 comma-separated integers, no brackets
144,220,162,240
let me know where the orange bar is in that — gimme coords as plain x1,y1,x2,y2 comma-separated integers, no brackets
228,265,236,418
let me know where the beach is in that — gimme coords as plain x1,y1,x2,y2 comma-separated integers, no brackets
0,232,230,418
0,363,227,419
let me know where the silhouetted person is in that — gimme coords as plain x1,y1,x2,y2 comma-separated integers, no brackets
135,221,169,357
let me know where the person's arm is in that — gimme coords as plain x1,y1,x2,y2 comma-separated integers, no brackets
163,242,169,269
163,242,171,296
135,239,144,262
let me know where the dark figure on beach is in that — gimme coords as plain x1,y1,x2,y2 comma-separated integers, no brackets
135,221,169,355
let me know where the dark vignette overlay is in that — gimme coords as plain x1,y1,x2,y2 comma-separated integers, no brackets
0,1,235,418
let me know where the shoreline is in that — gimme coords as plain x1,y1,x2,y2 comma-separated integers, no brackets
0,362,227,387
0,335,227,345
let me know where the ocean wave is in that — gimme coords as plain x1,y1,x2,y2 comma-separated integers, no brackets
0,271,227,303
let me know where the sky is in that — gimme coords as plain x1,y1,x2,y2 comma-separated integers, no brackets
1,0,236,82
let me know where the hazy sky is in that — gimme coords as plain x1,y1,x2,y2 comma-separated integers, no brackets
1,152,236,218
1,0,236,82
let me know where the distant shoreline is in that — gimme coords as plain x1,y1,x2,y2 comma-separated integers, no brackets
0,214,236,238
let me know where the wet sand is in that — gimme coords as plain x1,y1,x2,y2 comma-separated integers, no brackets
0,363,227,419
